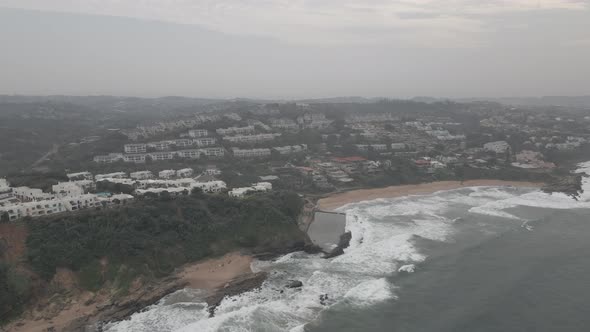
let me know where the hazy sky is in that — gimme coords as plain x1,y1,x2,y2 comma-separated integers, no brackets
1,1,589,99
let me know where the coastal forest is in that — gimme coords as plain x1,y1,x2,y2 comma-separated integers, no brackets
0,190,305,323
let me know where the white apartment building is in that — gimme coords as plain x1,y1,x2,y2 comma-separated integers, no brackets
216,126,255,136
269,118,299,130
149,141,172,151
67,171,93,181
95,172,127,181
273,144,308,155
149,152,175,161
94,153,124,163
130,171,154,180
200,147,225,157
12,187,55,201
228,182,272,198
390,143,407,150
176,168,193,178
123,154,147,163
176,149,201,159
232,148,271,158
223,133,281,144
124,144,147,154
52,180,94,197
159,170,176,179
0,199,66,221
188,129,209,137
194,137,217,147
175,139,194,148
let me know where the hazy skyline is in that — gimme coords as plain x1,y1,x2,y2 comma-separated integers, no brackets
1,1,589,99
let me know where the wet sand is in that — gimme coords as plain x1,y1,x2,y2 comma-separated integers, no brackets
317,180,542,211
7,252,252,332
178,252,253,290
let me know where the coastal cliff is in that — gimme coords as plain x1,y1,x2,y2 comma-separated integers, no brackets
1,191,310,332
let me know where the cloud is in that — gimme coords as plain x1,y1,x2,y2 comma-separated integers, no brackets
0,0,587,47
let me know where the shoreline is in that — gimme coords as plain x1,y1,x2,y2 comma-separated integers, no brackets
317,180,543,211
6,252,253,332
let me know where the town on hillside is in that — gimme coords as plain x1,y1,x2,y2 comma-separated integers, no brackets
2,99,589,222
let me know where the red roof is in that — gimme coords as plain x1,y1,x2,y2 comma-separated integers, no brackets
332,156,367,163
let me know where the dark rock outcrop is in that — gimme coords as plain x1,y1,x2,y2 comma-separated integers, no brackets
286,280,303,288
542,175,583,200
323,231,352,259
205,272,268,317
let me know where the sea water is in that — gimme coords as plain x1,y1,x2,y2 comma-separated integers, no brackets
105,162,590,332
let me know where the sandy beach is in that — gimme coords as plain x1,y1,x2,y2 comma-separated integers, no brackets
177,252,253,290
7,252,252,332
317,180,543,211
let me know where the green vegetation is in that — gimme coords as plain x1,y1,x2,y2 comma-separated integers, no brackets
26,191,305,291
0,263,31,323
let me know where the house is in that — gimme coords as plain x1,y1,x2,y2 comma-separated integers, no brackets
273,145,308,155
232,148,271,158
159,170,176,179
193,180,227,193
124,144,147,154
390,143,407,151
176,168,194,178
130,171,154,180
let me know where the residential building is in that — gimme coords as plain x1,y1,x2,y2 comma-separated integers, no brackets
176,168,194,178
273,144,308,155
94,153,123,163
188,129,209,137
223,133,281,144
159,170,176,179
200,147,225,157
176,149,201,159
175,139,194,148
229,182,272,198
123,154,147,163
194,137,217,147
130,171,154,180
148,152,175,161
390,143,407,151
67,171,93,181
124,144,147,154
232,148,271,158
95,172,127,181
269,118,299,130
216,126,255,135
148,141,172,151
52,182,85,197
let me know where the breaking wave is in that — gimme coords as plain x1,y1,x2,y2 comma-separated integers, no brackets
106,164,590,331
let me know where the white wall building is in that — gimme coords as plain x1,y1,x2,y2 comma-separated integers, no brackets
188,129,209,137
176,168,193,178
67,171,93,181
130,171,154,180
124,144,147,154
159,170,176,179
95,172,127,181
232,148,271,158
216,126,255,136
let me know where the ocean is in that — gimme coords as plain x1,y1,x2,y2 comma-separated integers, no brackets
105,162,590,332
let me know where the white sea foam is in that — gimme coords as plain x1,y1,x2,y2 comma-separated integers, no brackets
110,179,590,332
